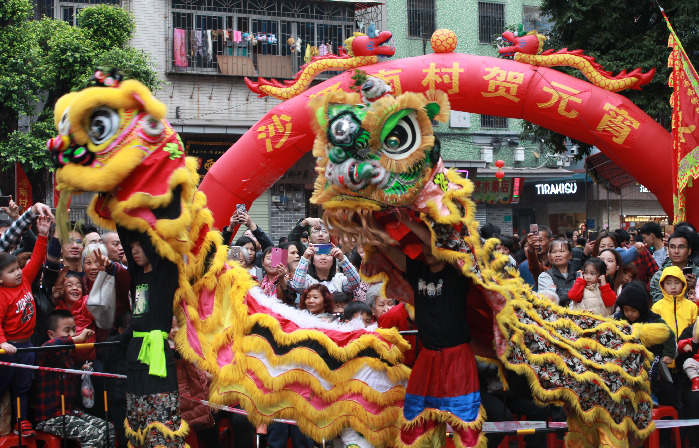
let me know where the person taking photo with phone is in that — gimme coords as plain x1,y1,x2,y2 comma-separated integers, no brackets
290,243,360,294
522,225,554,289
650,230,699,303
221,204,272,267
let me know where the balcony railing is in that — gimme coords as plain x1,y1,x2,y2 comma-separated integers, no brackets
167,0,383,80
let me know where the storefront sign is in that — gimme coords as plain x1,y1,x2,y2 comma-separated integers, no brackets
535,182,578,195
185,140,237,182
511,177,522,204
472,177,515,204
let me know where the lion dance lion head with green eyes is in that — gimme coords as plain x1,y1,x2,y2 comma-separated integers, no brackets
310,75,453,246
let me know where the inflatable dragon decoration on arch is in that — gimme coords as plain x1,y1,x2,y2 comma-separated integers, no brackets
497,29,656,92
46,26,676,448
245,30,395,100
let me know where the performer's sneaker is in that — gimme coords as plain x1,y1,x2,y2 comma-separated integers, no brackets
692,377,699,391
14,420,36,437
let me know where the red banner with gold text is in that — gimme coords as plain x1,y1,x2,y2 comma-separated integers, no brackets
15,164,32,212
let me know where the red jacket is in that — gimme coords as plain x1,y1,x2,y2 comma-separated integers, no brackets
568,277,617,307
378,303,419,367
0,235,47,343
56,296,96,362
678,338,699,363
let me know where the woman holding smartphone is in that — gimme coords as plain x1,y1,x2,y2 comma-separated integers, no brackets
289,243,361,294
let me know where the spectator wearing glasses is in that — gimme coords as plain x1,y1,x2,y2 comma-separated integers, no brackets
651,231,699,303
287,217,330,255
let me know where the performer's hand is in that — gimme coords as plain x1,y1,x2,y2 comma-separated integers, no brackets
634,241,647,253
599,275,607,286
684,344,693,353
662,356,674,364
0,342,16,354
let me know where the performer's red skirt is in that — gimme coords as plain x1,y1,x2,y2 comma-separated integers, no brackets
400,343,483,448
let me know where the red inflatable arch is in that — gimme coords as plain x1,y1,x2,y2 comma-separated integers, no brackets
200,52,675,230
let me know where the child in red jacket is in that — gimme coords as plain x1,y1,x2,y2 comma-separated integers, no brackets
0,214,52,437
569,258,617,317
678,320,699,391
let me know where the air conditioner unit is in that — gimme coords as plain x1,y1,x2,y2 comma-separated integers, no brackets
481,146,494,163
514,147,525,162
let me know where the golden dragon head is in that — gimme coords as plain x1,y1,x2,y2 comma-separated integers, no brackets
48,71,200,255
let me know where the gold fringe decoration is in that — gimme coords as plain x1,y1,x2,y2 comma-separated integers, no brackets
395,405,488,448
323,204,396,247
124,417,190,445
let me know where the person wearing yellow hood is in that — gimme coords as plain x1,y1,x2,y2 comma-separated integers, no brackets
651,266,699,439
651,266,698,347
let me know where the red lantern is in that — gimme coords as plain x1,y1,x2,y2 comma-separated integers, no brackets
495,171,505,179
495,160,505,168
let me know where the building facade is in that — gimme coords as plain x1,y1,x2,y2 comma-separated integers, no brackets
37,0,384,240
35,0,667,240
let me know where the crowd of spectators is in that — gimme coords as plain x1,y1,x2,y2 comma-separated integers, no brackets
2,192,699,447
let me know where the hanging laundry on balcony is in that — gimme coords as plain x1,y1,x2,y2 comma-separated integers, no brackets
268,34,277,44
318,43,327,56
223,30,230,42
232,30,242,42
173,28,188,67
304,44,311,63
195,30,204,57
327,43,333,54
189,30,196,56
207,30,213,63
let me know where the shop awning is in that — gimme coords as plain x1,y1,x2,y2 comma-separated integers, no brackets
584,152,637,195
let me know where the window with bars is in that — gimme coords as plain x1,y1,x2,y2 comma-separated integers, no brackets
478,2,504,44
170,0,369,77
480,114,508,129
522,5,552,34
35,0,120,23
407,0,435,38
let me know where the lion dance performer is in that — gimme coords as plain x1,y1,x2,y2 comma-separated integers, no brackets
308,74,670,448
47,70,411,448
